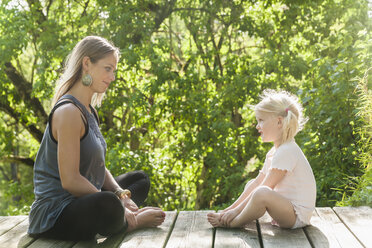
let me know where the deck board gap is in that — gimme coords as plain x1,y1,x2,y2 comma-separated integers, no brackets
256,219,264,248
211,227,216,248
331,208,367,248
162,211,179,248
302,226,315,248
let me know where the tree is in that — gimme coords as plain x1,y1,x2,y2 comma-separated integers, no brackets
0,0,370,214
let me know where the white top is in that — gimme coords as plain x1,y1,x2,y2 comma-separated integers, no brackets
260,140,316,224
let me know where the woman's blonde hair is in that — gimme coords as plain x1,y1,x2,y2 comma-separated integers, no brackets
52,36,120,107
254,89,308,145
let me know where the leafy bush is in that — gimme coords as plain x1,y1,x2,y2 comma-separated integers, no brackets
337,69,372,207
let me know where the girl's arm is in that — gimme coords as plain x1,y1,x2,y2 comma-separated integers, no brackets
224,172,266,211
233,168,286,211
260,168,287,189
220,168,287,226
54,105,100,197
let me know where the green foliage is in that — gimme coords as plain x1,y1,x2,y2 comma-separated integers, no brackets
337,69,372,207
0,0,371,214
0,172,34,216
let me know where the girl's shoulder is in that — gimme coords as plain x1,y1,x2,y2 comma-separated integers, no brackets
275,140,303,156
278,140,299,150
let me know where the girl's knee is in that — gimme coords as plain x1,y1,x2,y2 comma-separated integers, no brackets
244,179,255,190
251,186,273,203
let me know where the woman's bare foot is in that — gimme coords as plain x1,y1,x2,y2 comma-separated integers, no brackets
134,206,163,215
207,213,223,227
127,209,166,232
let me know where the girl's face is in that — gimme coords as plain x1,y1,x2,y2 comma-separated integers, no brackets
85,53,118,93
255,111,283,147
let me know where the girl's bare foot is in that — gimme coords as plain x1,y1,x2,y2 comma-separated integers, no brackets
127,209,166,232
207,213,223,227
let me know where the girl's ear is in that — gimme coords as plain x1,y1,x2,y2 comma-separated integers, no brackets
277,116,283,128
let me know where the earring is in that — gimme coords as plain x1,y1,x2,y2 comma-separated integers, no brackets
82,74,92,86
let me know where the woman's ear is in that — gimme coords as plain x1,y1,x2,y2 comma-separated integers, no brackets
82,56,91,71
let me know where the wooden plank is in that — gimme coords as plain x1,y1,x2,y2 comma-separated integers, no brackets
258,212,311,248
72,232,126,248
0,218,36,248
304,207,362,248
0,216,9,223
165,210,214,248
333,206,372,248
17,233,36,248
27,237,76,248
72,211,177,248
214,221,261,248
118,211,177,248
0,216,27,236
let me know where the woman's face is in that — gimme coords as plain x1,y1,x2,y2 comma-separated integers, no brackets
86,53,118,93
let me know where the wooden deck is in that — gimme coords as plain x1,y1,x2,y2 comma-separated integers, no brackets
0,206,371,248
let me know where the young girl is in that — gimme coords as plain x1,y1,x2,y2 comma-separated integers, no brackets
207,89,316,229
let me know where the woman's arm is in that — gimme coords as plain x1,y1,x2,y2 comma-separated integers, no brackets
102,168,121,192
103,168,139,211
53,104,99,197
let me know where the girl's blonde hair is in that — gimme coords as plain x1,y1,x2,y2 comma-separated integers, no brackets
52,36,120,107
254,89,308,145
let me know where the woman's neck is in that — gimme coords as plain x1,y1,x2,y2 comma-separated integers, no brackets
66,82,93,110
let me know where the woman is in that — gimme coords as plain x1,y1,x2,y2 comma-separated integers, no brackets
28,36,165,240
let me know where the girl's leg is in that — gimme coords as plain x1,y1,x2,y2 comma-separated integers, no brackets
42,191,125,240
115,170,150,206
230,186,296,228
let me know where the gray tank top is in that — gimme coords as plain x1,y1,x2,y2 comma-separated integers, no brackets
28,95,107,234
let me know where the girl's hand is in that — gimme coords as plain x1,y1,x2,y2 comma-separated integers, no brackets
122,197,139,212
221,207,232,213
220,209,239,227
124,208,137,228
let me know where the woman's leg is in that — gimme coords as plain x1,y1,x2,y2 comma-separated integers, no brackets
115,170,150,206
230,186,296,228
42,191,126,240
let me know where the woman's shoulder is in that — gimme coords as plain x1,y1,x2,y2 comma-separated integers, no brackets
53,103,83,119
52,103,85,131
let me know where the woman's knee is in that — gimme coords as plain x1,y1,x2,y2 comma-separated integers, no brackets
96,192,126,235
134,170,151,192
137,170,150,183
97,192,124,217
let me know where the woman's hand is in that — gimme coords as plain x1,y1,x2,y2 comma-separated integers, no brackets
220,209,239,227
122,197,139,212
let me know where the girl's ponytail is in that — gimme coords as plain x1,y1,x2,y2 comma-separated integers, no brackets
281,109,299,144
